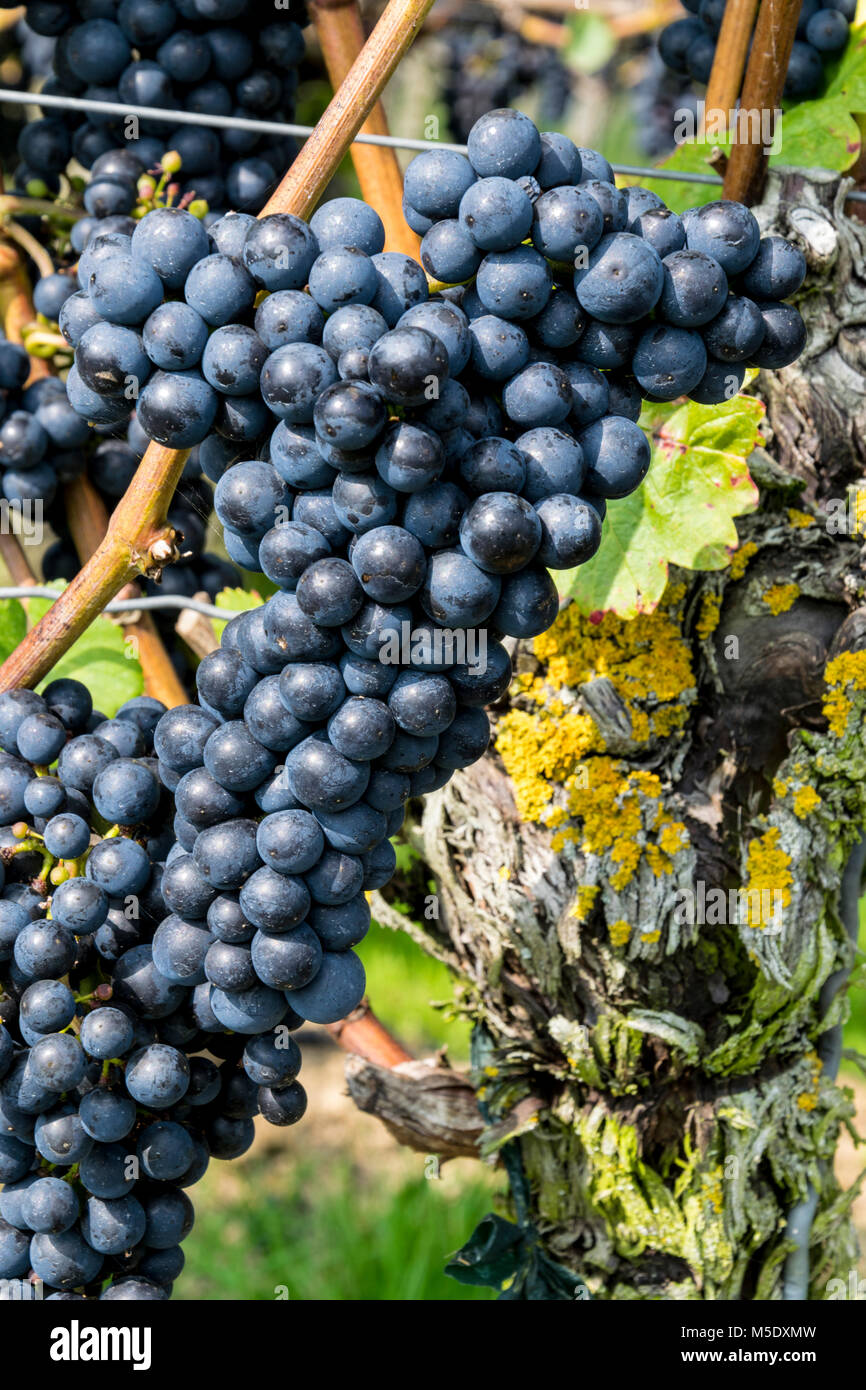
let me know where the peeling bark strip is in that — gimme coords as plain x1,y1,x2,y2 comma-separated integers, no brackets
352,169,866,1300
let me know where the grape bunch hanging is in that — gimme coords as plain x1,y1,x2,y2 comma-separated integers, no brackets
14,0,307,213
658,0,856,99
0,680,310,1300
0,104,809,1301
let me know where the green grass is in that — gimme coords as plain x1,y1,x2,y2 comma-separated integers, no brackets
842,896,866,1067
177,1154,497,1301
362,920,471,1061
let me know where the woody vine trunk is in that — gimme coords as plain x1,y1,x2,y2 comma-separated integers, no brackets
349,166,866,1300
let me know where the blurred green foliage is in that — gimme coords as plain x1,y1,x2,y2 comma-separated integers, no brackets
363,922,471,1061
842,895,866,1069
178,1154,497,1301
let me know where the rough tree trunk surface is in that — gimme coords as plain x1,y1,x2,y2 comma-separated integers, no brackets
358,168,866,1300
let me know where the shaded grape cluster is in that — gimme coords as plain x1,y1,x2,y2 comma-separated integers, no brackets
17,0,306,213
629,54,699,159
0,339,91,512
0,677,308,1300
658,0,855,99
438,10,573,142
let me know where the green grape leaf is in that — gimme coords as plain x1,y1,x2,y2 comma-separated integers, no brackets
0,598,27,667
562,395,764,619
823,23,866,110
444,1213,525,1290
631,142,727,216
25,586,143,716
212,584,264,641
215,586,264,612
771,97,860,174
445,1213,587,1300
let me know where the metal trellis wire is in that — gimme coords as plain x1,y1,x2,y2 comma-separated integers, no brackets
3,84,865,199
0,586,227,621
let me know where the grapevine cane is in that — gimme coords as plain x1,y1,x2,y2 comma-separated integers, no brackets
63,476,191,710
701,0,760,141
0,241,50,386
0,0,437,698
311,0,421,259
722,0,804,205
261,0,437,220
326,1004,413,1066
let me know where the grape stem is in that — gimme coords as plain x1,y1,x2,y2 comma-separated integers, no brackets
310,0,421,258
0,240,51,384
722,0,802,204
0,193,84,222
0,235,56,627
0,0,436,701
3,218,56,281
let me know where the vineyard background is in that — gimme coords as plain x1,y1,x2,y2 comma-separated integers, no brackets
2,0,866,1302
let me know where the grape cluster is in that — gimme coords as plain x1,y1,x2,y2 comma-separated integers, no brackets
26,164,239,614
659,0,855,99
438,12,573,142
0,339,91,511
0,677,308,1300
629,55,699,160
0,14,54,167
0,105,814,1302
17,0,306,213
407,109,808,409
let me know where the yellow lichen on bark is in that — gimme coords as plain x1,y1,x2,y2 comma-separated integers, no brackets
762,583,800,615
728,540,758,579
796,1051,823,1111
822,650,866,736
743,827,793,926
572,884,600,919
696,592,722,639
496,588,695,887
494,706,602,824
792,786,821,818
532,594,694,708
787,508,815,529
608,919,632,948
